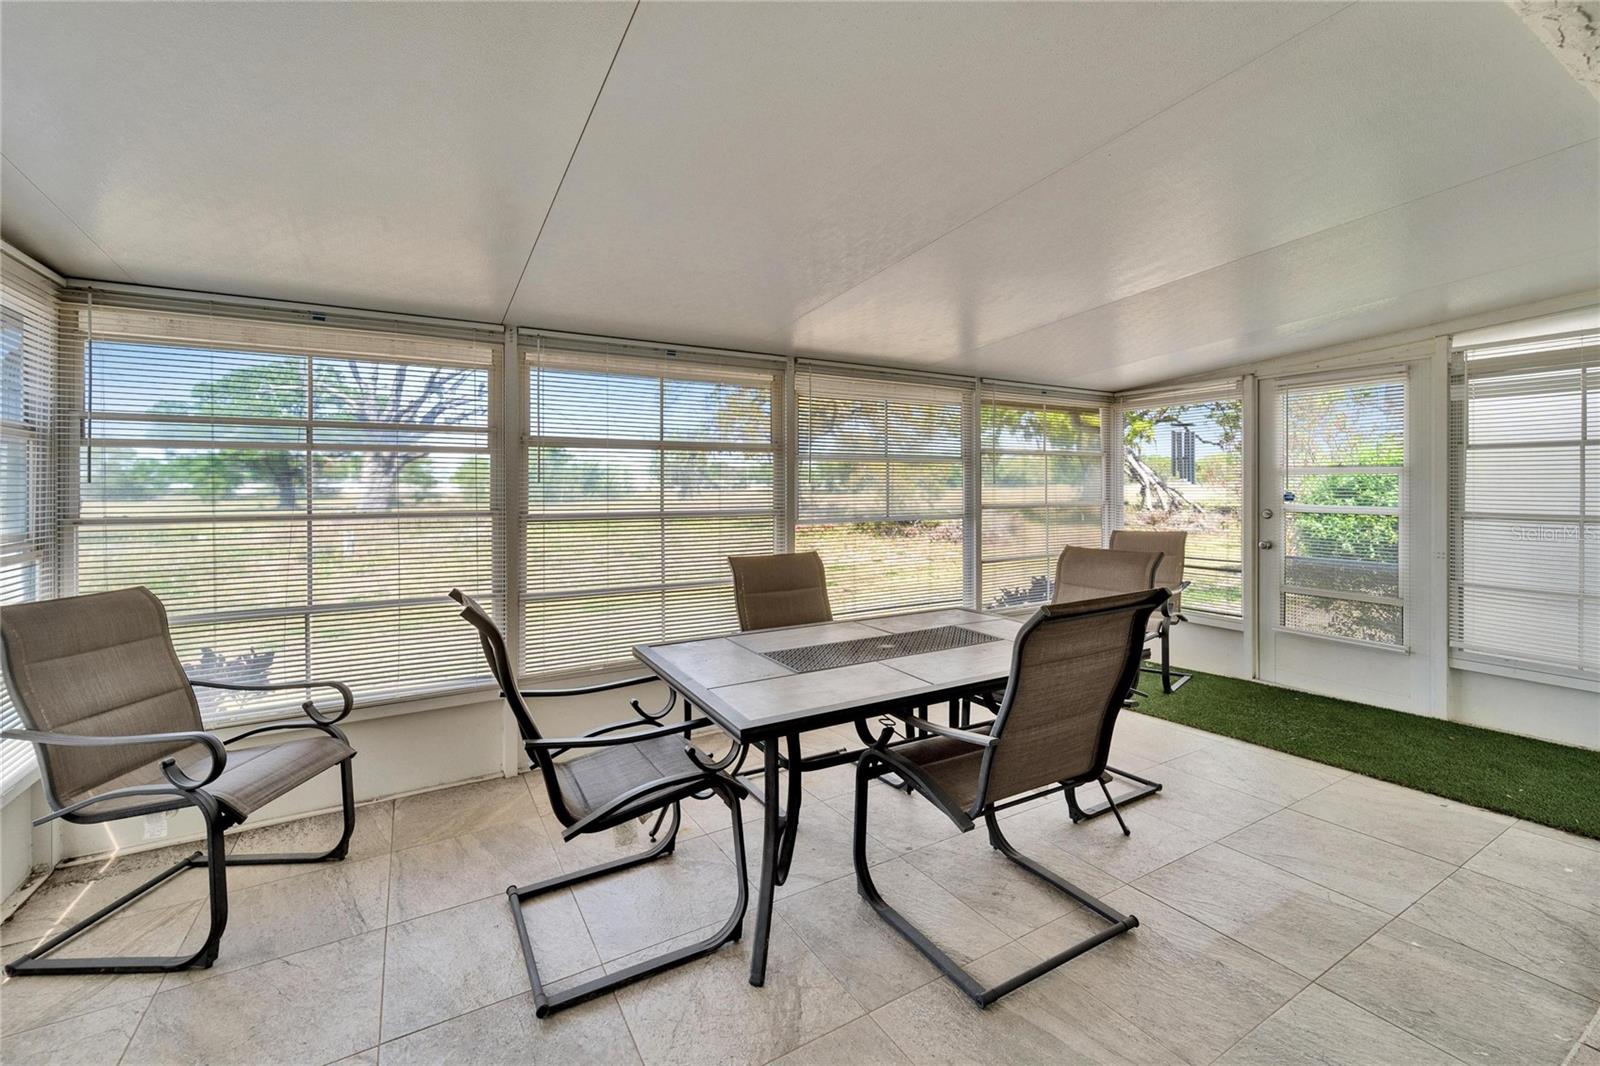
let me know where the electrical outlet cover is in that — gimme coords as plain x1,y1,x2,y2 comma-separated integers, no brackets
142,812,168,841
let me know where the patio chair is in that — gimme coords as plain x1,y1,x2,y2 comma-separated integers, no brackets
727,551,923,793
728,550,833,631
1109,529,1193,692
449,589,750,1017
852,588,1168,1007
0,586,356,976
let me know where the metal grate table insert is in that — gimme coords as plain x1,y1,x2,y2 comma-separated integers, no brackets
760,624,1000,674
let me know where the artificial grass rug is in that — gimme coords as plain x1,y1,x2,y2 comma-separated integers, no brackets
1132,670,1600,841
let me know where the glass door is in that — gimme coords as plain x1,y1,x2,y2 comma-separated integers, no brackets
1257,365,1436,713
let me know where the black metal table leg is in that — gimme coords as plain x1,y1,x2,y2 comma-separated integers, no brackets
749,740,783,986
774,733,803,886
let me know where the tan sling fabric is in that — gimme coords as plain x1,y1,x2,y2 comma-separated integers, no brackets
1109,529,1187,625
1052,546,1162,605
1,587,202,800
891,591,1162,811
728,552,833,632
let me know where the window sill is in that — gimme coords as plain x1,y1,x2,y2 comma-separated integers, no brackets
1450,653,1600,694
1184,610,1244,632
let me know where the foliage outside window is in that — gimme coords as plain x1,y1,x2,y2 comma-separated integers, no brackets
794,370,967,617
523,345,783,674
1277,378,1406,645
68,300,499,723
1122,396,1243,616
979,392,1103,608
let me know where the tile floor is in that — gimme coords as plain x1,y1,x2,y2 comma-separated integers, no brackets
1,712,1596,1066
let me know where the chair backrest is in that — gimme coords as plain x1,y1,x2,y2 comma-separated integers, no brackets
0,587,203,804
1110,529,1187,614
1052,545,1163,604
728,551,833,632
975,588,1167,807
448,589,587,826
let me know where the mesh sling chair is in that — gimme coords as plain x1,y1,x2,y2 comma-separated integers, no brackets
0,586,356,976
727,551,926,798
449,589,750,1017
852,588,1168,1007
1109,529,1193,693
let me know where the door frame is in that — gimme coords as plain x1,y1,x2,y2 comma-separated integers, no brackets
1251,344,1447,717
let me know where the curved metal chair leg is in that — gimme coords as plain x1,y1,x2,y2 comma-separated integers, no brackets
851,753,1137,1008
5,793,232,976
512,784,747,1017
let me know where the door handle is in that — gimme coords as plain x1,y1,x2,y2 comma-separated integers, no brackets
1258,540,1274,550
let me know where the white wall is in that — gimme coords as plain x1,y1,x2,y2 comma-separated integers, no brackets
0,673,673,899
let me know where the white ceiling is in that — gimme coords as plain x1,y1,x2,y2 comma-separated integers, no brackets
3,1,1596,390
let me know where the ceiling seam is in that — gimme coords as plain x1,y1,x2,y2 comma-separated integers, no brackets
1,152,135,282
784,1,1360,332
961,135,1600,361
499,0,640,324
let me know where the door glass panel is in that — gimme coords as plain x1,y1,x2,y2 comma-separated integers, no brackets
1278,377,1406,646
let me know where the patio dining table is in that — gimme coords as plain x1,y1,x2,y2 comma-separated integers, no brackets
634,606,1162,987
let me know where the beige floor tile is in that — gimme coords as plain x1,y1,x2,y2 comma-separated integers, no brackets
570,834,748,962
1133,844,1389,979
162,852,391,988
1018,887,1307,1065
1125,764,1284,838
1109,712,1221,764
0,998,148,1065
613,916,863,1066
1321,918,1595,1065
1291,775,1514,865
391,775,542,851
780,859,1010,1011
871,940,1182,1066
1400,868,1600,999
1224,809,1454,914
380,892,595,1042
380,989,640,1066
326,1052,378,1066
0,902,198,1035
1464,826,1600,915
122,929,384,1066
825,785,966,858
899,827,1117,939
34,839,227,890
1585,1006,1600,1049
1009,800,1215,883
1164,742,1345,808
770,1016,911,1066
1215,984,1459,1066
1515,820,1600,854
388,818,563,924
228,799,394,862
1570,1042,1600,1066
708,797,864,900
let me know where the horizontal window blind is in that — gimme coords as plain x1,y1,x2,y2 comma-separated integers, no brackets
1277,375,1408,646
794,367,969,616
61,292,502,723
1450,328,1598,677
979,386,1103,608
523,339,784,674
1,253,60,788
1121,390,1244,616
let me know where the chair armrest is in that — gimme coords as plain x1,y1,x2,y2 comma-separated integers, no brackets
189,677,354,727
518,674,657,699
881,711,997,748
528,716,713,753
2,728,227,791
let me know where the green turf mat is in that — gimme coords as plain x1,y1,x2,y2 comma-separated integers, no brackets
1132,670,1600,841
